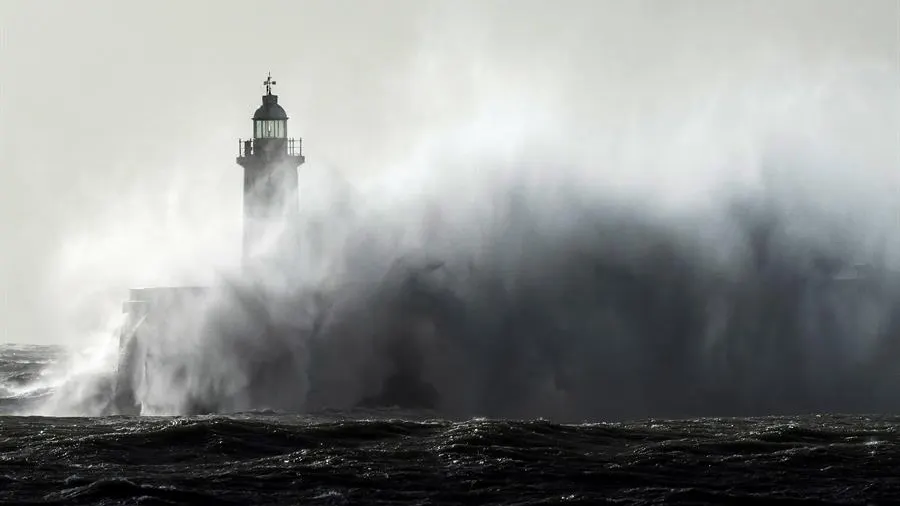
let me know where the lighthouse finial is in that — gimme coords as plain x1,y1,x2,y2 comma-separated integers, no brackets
263,72,276,95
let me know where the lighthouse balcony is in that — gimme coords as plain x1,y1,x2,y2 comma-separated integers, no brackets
237,138,303,158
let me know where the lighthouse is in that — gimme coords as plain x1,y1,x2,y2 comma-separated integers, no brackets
112,76,441,415
237,73,305,266
112,76,307,414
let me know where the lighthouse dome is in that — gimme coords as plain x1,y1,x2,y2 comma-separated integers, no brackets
253,94,288,120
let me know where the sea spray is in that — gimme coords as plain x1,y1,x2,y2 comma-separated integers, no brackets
23,314,123,416
26,42,900,421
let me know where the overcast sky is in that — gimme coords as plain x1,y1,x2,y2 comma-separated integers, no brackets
0,0,897,345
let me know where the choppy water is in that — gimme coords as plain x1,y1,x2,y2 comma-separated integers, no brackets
0,344,65,416
2,344,899,505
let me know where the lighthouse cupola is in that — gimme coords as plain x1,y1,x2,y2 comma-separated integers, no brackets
253,74,288,139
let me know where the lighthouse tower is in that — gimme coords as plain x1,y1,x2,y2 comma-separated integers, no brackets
237,73,305,266
112,76,306,415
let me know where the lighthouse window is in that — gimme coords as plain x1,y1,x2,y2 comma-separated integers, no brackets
254,120,287,139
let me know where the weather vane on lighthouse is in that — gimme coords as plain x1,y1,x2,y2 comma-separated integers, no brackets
264,72,276,95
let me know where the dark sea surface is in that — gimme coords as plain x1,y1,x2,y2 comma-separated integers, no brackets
2,344,899,505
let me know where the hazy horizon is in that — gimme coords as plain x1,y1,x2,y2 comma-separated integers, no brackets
0,0,897,346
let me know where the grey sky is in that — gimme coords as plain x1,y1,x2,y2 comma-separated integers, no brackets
0,0,897,345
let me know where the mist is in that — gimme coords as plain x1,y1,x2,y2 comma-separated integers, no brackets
1,0,899,419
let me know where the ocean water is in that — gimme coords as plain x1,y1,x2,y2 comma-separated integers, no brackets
2,344,899,505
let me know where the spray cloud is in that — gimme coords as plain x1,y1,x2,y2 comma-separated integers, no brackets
25,1,900,421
